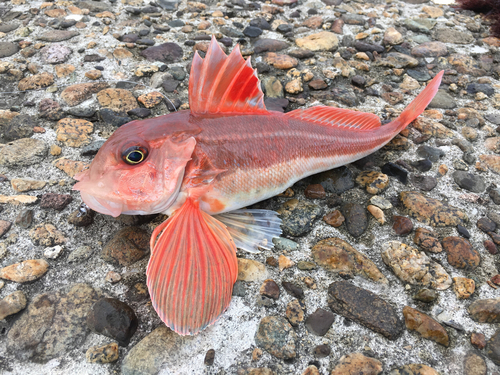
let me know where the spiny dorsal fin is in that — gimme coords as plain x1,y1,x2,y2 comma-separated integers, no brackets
285,106,381,131
189,36,268,116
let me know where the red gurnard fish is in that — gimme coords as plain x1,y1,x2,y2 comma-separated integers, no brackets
73,36,444,335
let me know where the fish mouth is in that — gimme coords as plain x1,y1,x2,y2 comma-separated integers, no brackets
79,191,124,217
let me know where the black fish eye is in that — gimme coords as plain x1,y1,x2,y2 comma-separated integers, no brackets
122,146,148,165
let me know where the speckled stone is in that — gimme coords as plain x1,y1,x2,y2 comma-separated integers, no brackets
101,227,150,266
86,342,119,364
331,352,382,375
442,236,480,270
255,316,297,359
403,306,449,346
469,298,500,323
277,199,322,237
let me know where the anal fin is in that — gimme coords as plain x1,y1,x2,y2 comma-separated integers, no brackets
146,198,238,335
215,209,282,253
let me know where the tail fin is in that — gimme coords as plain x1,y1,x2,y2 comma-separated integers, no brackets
389,70,444,132
146,198,238,335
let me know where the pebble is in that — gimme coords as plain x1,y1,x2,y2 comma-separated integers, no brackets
304,184,326,199
255,316,297,359
453,277,475,299
312,166,354,194
369,196,392,209
282,281,304,299
400,191,467,227
305,308,335,336
101,227,149,266
411,41,448,57
414,288,438,303
272,238,298,251
409,175,437,191
97,89,138,113
15,209,34,229
468,298,500,323
260,279,280,299
264,53,298,70
277,199,322,237
295,31,339,51
487,330,500,365
312,238,387,283
138,92,164,108
105,271,122,284
393,216,413,235
413,228,442,253
7,284,99,362
0,138,47,167
342,203,368,237
471,332,486,349
286,299,305,326
403,306,449,346
323,210,345,227
390,364,440,375
442,236,480,270
68,207,95,227
484,240,498,255
278,255,294,271
40,193,73,210
0,259,49,283
41,44,72,64
331,352,382,375
0,42,19,58
452,171,486,193
356,171,389,194
381,241,452,290
86,342,119,364
61,82,110,106
381,162,408,184
68,246,94,263
11,178,46,192
44,245,64,259
0,290,27,320
384,27,403,45
313,344,330,358
328,281,404,340
428,90,456,109
29,223,66,246
464,352,487,375
237,258,267,282
87,298,138,346
477,217,496,233
140,42,183,63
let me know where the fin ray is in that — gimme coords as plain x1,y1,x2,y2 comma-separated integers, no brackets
147,198,238,335
188,36,268,116
215,209,282,253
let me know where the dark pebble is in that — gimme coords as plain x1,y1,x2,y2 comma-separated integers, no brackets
98,109,132,127
487,329,500,366
232,281,246,297
266,257,278,267
66,107,96,118
166,98,181,112
409,174,437,191
313,344,331,358
463,152,476,165
260,279,280,299
15,209,33,229
457,224,471,239
168,19,185,27
407,69,431,82
81,141,105,156
250,18,271,30
353,41,384,53
327,194,343,208
342,203,368,238
289,49,315,59
140,42,183,63
128,108,151,118
282,281,305,299
305,308,335,336
162,78,179,92
121,34,139,43
136,39,155,46
417,145,445,162
204,349,215,366
86,298,138,346
351,75,366,87
485,113,500,125
452,171,486,193
490,188,500,205
40,193,72,211
304,184,326,199
68,207,95,227
467,83,494,97
381,162,408,184
243,26,262,38
410,159,432,172
169,66,186,81
490,232,500,246
312,166,354,194
393,216,413,235
328,281,404,340
84,54,106,62
477,218,496,233
485,240,498,255
277,24,293,33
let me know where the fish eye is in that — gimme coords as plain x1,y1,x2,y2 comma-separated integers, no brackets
122,146,148,165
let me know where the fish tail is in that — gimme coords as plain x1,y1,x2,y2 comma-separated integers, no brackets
146,198,238,335
387,70,444,133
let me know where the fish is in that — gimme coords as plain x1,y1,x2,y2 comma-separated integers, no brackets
73,36,444,336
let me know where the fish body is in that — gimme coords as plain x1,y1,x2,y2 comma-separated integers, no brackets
74,36,444,335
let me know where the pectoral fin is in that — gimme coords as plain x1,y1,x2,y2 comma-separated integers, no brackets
215,209,282,253
146,198,238,335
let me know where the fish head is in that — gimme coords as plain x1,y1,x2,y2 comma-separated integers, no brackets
73,123,196,217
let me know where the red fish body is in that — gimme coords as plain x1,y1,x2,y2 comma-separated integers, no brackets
74,36,444,335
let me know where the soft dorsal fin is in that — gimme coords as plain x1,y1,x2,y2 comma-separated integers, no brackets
285,106,381,131
189,36,268,116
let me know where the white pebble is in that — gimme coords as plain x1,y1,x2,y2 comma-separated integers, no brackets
44,245,64,259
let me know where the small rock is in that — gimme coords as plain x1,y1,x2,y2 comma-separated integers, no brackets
453,277,475,299
312,166,354,194
18,72,55,91
68,246,94,263
381,162,408,184
313,344,331,358
356,171,389,194
237,258,267,282
68,207,95,227
97,89,138,113
414,288,438,303
393,216,413,235
56,118,94,147
29,223,66,246
278,255,294,271
331,352,382,375
40,193,73,211
138,92,164,108
384,27,403,45
61,82,110,107
403,306,449,346
0,259,49,283
15,209,34,229
390,364,440,375
487,329,500,365
409,175,438,192
0,290,27,320
428,90,456,109
277,199,322,237
140,42,183,63
381,241,452,290
260,279,280,299
312,238,387,283
477,217,496,233
295,31,339,51
442,236,480,270
411,42,448,57
367,205,385,224
452,171,486,193
11,178,46,192
469,298,500,323
41,44,72,64
305,308,335,336
471,332,486,349
86,342,119,364
323,210,345,227
255,316,297,359
0,138,47,167
342,203,368,237
282,282,304,299
304,184,326,199
328,281,404,340
87,298,138,346
44,245,64,259
272,238,298,251
101,227,149,266
286,299,305,326
413,228,442,253
464,352,487,375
